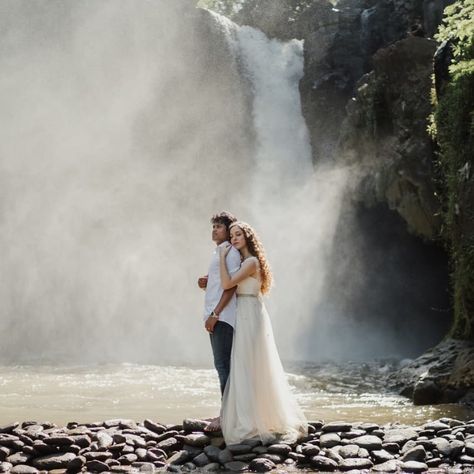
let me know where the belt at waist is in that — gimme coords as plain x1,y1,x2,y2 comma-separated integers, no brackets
237,294,259,298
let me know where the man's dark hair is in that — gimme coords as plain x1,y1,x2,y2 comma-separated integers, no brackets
210,211,237,230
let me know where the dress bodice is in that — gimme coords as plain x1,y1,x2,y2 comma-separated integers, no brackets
236,257,261,296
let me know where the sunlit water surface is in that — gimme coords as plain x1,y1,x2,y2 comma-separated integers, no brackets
0,363,471,426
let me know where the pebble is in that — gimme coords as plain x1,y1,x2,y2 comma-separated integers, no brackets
1,417,473,473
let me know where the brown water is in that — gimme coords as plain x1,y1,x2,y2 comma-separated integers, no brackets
0,363,471,426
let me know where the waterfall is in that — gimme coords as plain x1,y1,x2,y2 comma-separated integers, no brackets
0,1,347,364
208,12,348,359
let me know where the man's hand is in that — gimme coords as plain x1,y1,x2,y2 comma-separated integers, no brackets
198,275,208,290
205,316,218,333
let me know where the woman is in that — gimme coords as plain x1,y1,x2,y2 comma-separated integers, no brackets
218,221,307,445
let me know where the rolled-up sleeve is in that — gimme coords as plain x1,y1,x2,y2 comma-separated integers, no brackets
226,247,241,276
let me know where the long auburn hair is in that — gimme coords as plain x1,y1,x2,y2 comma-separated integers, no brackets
230,221,272,294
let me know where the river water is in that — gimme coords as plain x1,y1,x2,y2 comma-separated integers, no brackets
0,362,470,426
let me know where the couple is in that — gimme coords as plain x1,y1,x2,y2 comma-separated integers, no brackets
199,211,307,445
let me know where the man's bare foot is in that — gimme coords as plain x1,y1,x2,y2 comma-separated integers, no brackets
204,416,221,432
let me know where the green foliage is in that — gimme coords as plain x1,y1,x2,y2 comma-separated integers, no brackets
430,0,474,340
435,0,474,63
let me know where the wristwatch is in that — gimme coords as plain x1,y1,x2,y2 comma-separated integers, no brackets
210,311,219,319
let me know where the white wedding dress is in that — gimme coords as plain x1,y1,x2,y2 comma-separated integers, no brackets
220,257,308,445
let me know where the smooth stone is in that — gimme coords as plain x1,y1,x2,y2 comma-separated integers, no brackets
248,458,276,472
259,453,283,463
223,461,248,472
252,446,267,455
183,434,210,448
465,441,474,456
96,432,113,448
34,453,76,470
301,444,320,456
0,448,9,462
287,452,306,463
308,421,324,430
182,462,197,471
322,422,352,433
432,437,451,455
372,449,394,463
67,455,85,472
0,462,12,473
32,441,56,455
310,455,338,471
192,453,209,467
343,430,366,439
43,436,74,446
357,447,370,458
181,444,201,457
339,445,360,458
325,448,343,464
226,444,252,454
0,439,24,450
118,453,138,464
10,466,39,474
110,467,136,473
202,462,220,472
401,445,427,462
424,421,450,431
181,420,206,434
135,448,148,461
143,418,167,434
372,460,399,472
351,435,382,450
383,429,418,445
0,463,13,473
267,444,291,456
382,442,400,453
217,448,233,464
167,450,189,466
125,434,147,448
459,454,474,464
449,440,464,458
320,433,341,448
122,445,135,454
84,452,113,462
85,459,109,472
401,460,429,472
339,457,373,470
6,453,32,465
156,437,179,452
0,424,20,434
132,462,155,472
233,453,257,462
426,457,443,467
146,450,164,463
203,446,220,462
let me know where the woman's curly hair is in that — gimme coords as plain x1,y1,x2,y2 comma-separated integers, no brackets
230,221,273,294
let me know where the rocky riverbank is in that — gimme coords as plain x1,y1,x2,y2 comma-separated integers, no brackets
2,417,474,473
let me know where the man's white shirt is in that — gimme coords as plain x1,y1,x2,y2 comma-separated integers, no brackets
203,242,241,329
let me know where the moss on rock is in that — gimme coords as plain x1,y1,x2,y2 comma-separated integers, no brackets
430,0,474,339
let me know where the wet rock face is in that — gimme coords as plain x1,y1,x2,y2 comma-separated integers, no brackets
1,417,474,473
388,338,474,405
339,36,439,239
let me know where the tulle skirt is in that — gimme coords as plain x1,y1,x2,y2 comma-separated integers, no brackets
220,295,308,445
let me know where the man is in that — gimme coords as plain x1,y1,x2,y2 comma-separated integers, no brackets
198,211,241,431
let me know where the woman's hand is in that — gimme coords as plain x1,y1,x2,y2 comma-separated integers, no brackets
219,243,232,258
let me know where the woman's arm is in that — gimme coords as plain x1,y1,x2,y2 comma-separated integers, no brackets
219,247,257,289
